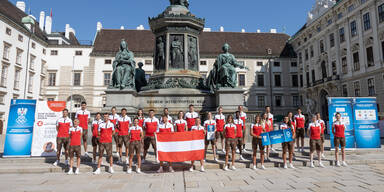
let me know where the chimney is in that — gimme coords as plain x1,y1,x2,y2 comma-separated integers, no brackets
16,1,26,12
65,24,70,39
96,22,102,32
270,29,277,33
45,15,52,34
136,25,144,30
39,11,45,30
219,26,224,32
241,29,245,33
203,28,211,32
120,26,125,30
257,29,261,33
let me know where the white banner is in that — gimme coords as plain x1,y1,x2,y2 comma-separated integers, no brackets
31,101,66,157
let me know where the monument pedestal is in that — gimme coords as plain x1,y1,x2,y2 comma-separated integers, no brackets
104,89,138,113
215,88,245,111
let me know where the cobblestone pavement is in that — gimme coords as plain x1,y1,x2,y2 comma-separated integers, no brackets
1,164,384,192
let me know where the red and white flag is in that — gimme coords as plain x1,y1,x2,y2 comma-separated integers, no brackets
156,131,205,162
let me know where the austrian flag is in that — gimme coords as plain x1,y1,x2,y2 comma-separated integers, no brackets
156,131,205,162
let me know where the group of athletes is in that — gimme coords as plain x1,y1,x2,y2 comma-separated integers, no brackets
54,102,348,175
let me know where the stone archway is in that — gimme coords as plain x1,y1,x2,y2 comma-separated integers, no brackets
319,89,329,121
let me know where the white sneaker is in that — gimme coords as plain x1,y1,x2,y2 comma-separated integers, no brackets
236,149,240,153
310,162,315,168
125,159,129,165
223,166,229,171
252,165,257,170
336,161,341,167
169,167,175,173
53,160,59,166
109,167,114,174
222,149,225,153
319,162,325,168
67,168,73,175
200,166,205,172
230,166,236,170
271,148,277,152
321,153,326,159
136,168,142,174
240,156,246,161
342,161,348,167
261,165,266,170
213,157,218,162
189,167,194,172
65,160,69,166
93,168,101,175
75,168,80,175
157,167,164,173
127,168,132,174
283,163,288,169
289,163,295,169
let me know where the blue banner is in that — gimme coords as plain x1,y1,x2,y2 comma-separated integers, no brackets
261,129,293,146
3,99,37,157
352,97,380,148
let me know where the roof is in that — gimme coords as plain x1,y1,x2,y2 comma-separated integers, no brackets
0,0,47,42
91,29,295,58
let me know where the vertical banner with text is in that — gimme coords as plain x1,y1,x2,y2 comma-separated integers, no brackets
3,99,36,157
31,101,66,157
353,98,380,148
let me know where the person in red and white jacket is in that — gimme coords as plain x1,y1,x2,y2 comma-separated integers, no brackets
280,116,296,169
316,113,326,159
204,112,217,162
157,115,175,173
189,118,206,172
287,111,297,158
307,115,325,168
223,115,237,171
160,108,173,124
250,115,265,170
94,113,115,175
67,119,83,175
54,109,73,167
184,104,199,130
262,113,273,161
127,118,144,174
136,109,145,128
117,108,132,164
332,112,347,167
91,113,103,164
75,102,91,157
109,107,120,156
174,111,188,132
143,109,160,163
238,105,247,152
215,106,226,153
265,106,276,152
294,108,306,152
234,111,245,161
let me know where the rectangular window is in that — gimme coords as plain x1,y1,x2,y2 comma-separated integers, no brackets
339,28,345,43
300,75,303,87
73,73,81,86
298,52,302,64
330,33,335,48
75,50,82,56
320,40,325,53
275,96,282,107
41,60,46,75
104,73,111,86
30,55,36,70
105,59,112,64
200,61,207,65
14,69,20,90
238,74,245,86
50,50,58,56
310,46,314,57
293,95,299,107
257,62,263,66
18,35,23,42
379,3,384,23
305,49,309,60
145,60,152,65
257,74,264,87
0,65,8,87
306,72,310,86
350,21,357,37
342,57,348,74
5,28,11,35
368,78,375,96
354,81,360,97
311,70,315,83
28,73,33,93
363,12,371,31
257,96,265,108
342,84,348,97
292,74,298,87
274,74,281,87
47,98,55,101
48,73,56,86
366,47,374,67
31,42,36,49
332,61,337,76
273,62,280,67
291,62,297,67
353,52,360,71
348,5,355,13
16,49,23,64
42,48,46,55
3,43,10,60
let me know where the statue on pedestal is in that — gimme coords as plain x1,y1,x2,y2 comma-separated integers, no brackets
110,39,136,90
206,43,248,92
155,36,166,70
170,35,184,69
169,0,189,8
135,62,147,92
188,36,198,71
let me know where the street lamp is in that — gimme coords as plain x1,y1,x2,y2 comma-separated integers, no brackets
267,48,274,112
21,16,35,99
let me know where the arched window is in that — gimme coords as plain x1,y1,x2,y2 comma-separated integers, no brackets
66,95,86,112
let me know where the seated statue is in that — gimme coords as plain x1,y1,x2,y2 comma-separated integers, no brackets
111,39,136,90
206,43,248,92
169,0,189,8
135,62,147,92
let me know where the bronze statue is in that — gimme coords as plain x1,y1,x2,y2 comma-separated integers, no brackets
206,43,248,92
156,36,165,70
135,62,147,92
169,0,189,8
170,35,184,69
111,39,136,90
188,36,198,71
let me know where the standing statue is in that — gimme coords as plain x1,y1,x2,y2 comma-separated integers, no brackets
135,62,147,92
156,36,165,70
188,36,198,71
170,36,184,69
206,43,248,92
111,39,136,90
169,0,189,8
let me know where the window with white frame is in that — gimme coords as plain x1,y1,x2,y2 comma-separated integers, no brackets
339,28,345,43
257,62,263,66
73,73,81,86
342,84,348,97
274,73,281,87
257,96,265,108
3,43,10,60
29,55,36,70
48,73,56,86
275,95,282,107
293,95,300,107
366,47,374,67
41,60,46,75
238,74,245,86
354,81,360,97
16,48,23,64
18,35,23,42
330,33,335,48
5,28,11,36
353,52,360,71
379,3,384,23
257,74,264,87
350,20,357,37
75,50,82,56
28,73,34,93
14,68,21,90
368,78,375,96
292,74,298,87
104,73,111,86
342,57,348,74
363,12,371,31
50,50,58,56
0,64,8,87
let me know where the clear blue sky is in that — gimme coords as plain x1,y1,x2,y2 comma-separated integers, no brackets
11,0,314,41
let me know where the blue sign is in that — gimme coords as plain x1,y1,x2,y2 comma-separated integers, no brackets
3,99,37,157
352,98,380,148
261,129,293,146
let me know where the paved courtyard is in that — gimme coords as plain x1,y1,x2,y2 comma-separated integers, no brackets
1,164,384,192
